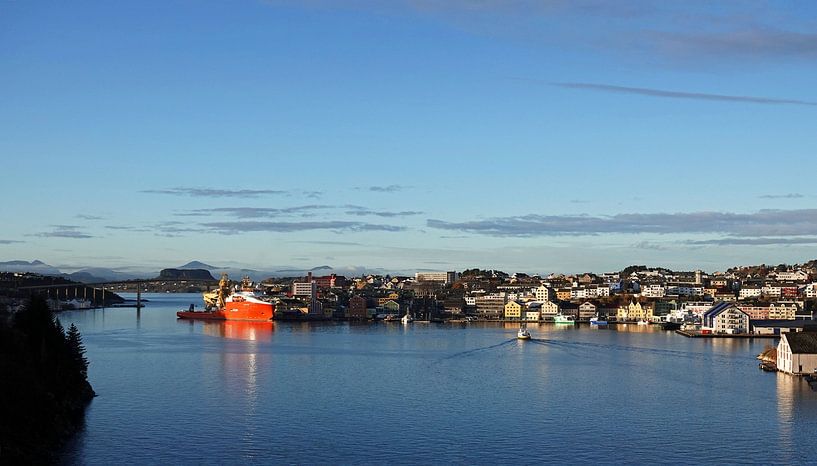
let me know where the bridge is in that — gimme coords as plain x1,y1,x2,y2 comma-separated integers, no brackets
15,278,218,310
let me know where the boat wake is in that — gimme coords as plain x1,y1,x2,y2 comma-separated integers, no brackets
524,338,583,355
436,339,516,362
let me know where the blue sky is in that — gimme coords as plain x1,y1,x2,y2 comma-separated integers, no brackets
2,0,817,274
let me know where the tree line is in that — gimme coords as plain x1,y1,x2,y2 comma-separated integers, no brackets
0,296,95,463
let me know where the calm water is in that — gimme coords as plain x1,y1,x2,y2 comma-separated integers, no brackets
59,293,817,465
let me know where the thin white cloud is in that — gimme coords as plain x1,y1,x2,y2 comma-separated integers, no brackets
759,193,804,199
551,82,817,107
30,225,93,239
201,220,406,235
141,187,289,198
427,209,817,237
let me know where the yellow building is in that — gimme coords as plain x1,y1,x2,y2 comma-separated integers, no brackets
377,293,400,306
769,302,797,320
617,301,653,322
504,300,524,320
556,289,572,301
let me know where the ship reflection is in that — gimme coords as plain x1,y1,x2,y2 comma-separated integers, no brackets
202,320,275,342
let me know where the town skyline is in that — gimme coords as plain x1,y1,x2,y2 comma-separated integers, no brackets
3,1,816,272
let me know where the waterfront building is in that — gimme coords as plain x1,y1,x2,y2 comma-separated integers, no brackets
617,301,652,322
560,302,579,320
539,300,560,319
525,303,541,322
777,332,817,374
681,301,715,318
752,320,816,335
380,300,401,314
805,283,817,299
504,300,524,320
348,295,368,320
578,302,596,321
474,293,506,319
443,298,465,314
702,302,750,334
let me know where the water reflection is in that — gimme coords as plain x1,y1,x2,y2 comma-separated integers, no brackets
202,321,275,342
776,373,797,461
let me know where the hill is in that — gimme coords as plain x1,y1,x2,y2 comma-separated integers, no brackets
157,268,216,281
179,261,218,270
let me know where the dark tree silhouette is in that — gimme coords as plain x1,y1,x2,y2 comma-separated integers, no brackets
66,323,89,378
0,296,95,463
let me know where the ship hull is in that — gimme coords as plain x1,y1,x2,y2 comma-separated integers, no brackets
177,301,275,322
177,310,224,320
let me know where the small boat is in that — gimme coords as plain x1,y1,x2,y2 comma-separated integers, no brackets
517,322,531,340
637,320,649,325
589,317,608,326
660,321,682,330
401,313,414,324
553,314,575,324
759,361,777,372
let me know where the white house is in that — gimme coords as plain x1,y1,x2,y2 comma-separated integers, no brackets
774,270,809,282
777,332,817,374
535,285,552,302
539,300,560,319
641,284,666,298
739,286,762,300
702,302,750,334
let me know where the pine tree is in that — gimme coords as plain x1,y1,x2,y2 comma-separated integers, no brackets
66,323,88,379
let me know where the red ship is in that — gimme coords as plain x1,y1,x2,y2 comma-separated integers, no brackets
177,274,275,322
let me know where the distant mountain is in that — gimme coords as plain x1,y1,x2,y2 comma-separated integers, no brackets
266,265,393,278
179,261,218,270
66,268,144,283
0,260,62,276
0,260,149,282
158,268,216,281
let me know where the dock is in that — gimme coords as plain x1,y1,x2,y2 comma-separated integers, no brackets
675,330,777,338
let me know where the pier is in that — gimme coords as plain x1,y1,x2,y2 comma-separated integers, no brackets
675,330,777,339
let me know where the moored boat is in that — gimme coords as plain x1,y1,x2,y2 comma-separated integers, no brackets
589,317,608,326
660,321,682,330
553,314,575,324
177,274,275,322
